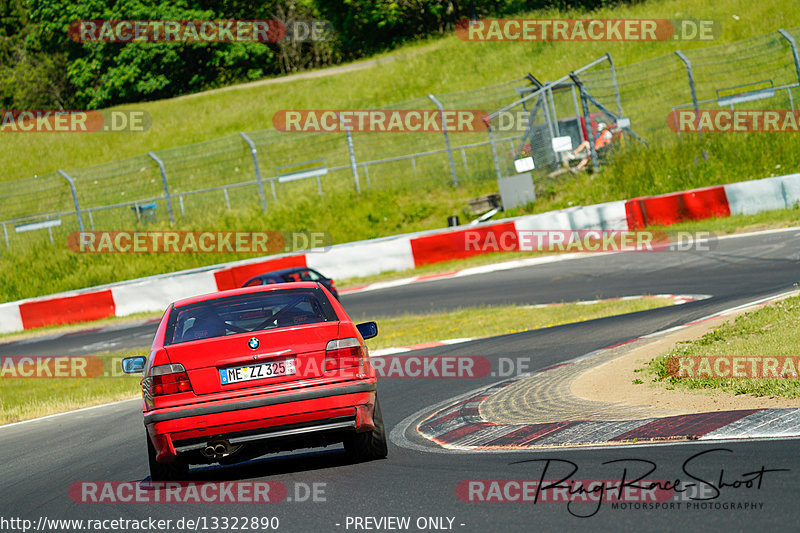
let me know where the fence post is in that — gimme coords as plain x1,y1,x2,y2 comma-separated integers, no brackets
3,223,9,248
570,84,582,135
487,124,502,180
579,89,600,173
547,86,560,136
569,74,600,173
428,94,459,187
675,51,699,114
778,29,800,85
606,52,624,118
239,132,267,213
57,170,85,232
541,91,558,165
339,114,360,193
147,152,175,223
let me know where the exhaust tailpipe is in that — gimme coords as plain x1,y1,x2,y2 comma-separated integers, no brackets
202,440,231,459
202,445,217,458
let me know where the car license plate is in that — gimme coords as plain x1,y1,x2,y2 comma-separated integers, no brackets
220,358,296,385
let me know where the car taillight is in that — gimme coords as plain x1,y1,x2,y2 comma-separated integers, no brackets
147,363,192,396
325,338,367,374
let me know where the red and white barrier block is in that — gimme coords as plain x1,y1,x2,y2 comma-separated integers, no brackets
2,173,800,335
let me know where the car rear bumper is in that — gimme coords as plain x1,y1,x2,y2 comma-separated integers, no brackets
145,381,377,462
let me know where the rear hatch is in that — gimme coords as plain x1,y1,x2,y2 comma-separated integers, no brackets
169,322,340,396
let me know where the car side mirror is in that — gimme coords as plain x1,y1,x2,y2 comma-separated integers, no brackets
122,356,147,373
356,321,378,340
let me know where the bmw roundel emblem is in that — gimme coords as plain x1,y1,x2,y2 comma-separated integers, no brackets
248,337,260,350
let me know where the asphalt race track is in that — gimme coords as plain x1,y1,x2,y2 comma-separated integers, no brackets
1,228,799,532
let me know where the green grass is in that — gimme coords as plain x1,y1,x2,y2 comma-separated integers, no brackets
0,350,145,425
644,296,800,398
365,296,675,351
3,0,794,181
0,184,516,301
0,296,674,424
539,135,800,213
2,0,800,303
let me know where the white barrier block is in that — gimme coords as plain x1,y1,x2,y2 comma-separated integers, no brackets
112,271,218,316
513,211,573,251
779,172,800,208
566,200,629,230
306,237,414,280
0,302,24,334
513,200,628,251
724,177,787,216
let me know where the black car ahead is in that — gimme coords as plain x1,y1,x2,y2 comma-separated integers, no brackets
241,267,339,300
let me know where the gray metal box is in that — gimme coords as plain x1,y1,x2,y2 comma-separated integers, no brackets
497,172,536,210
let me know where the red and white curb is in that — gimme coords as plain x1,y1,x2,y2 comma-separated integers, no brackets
408,291,800,451
369,294,709,357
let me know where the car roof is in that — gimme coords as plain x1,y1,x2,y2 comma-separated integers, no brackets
254,267,317,277
172,281,322,307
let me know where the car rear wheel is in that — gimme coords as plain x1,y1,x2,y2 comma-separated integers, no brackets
147,433,189,481
344,398,388,461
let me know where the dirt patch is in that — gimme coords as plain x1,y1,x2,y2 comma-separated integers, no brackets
481,292,800,425
570,299,800,413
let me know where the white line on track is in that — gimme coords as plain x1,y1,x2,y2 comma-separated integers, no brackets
345,225,800,296
0,398,139,431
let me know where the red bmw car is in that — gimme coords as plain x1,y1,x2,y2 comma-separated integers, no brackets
122,282,386,481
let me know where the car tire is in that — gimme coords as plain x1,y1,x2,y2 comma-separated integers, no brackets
344,397,388,461
147,433,189,481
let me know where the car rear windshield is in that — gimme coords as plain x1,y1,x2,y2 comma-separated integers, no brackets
164,288,338,345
